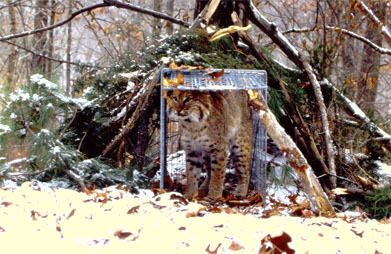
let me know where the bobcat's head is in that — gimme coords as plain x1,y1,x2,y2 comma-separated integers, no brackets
163,90,211,123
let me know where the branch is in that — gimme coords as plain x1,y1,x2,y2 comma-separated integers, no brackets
320,79,391,147
245,0,336,188
103,0,190,28
245,0,302,68
247,90,335,216
0,3,109,42
3,38,102,68
0,1,190,42
325,26,391,56
301,58,336,188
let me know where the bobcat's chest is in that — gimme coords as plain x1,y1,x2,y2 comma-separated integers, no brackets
180,123,212,151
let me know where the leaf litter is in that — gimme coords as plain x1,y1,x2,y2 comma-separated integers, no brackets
0,181,390,253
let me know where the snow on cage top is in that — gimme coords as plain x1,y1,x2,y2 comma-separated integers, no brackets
161,68,267,91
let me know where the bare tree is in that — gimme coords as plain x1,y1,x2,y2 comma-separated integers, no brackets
6,0,18,84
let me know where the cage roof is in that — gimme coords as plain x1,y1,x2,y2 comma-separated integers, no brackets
161,68,267,90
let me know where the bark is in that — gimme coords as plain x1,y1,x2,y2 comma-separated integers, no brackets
6,0,18,84
247,90,335,216
31,0,49,73
301,59,336,189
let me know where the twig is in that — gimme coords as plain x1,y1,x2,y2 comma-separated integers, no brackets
3,40,101,68
64,168,88,193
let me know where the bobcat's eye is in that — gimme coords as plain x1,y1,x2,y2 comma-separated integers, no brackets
183,97,190,104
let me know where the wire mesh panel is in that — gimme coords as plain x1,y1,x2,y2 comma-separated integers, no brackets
160,68,268,197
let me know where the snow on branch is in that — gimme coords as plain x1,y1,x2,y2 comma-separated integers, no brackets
326,26,391,56
358,1,391,46
320,79,391,143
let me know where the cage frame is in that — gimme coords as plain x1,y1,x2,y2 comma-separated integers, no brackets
160,68,268,197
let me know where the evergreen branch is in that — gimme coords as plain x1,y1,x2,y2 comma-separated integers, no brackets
103,0,190,28
0,3,109,42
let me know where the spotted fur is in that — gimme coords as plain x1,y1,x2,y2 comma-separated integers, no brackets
164,90,253,200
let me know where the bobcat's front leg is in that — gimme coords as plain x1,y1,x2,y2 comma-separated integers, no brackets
184,151,202,200
206,148,228,201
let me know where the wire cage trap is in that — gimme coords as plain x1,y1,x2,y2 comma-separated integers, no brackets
160,68,268,197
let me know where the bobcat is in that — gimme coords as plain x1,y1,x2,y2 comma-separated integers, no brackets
164,89,253,201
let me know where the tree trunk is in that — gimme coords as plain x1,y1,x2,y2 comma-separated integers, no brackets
152,0,162,37
47,0,56,79
166,0,174,35
31,0,49,74
6,0,18,84
65,0,72,95
355,1,386,114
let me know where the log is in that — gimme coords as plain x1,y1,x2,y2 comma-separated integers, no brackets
247,89,335,217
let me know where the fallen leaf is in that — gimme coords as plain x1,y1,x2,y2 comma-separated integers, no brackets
162,73,184,87
127,205,140,214
260,232,295,254
66,209,76,219
228,239,245,251
114,229,133,240
207,69,224,80
0,201,12,207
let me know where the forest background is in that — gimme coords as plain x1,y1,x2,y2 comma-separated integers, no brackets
1,0,391,219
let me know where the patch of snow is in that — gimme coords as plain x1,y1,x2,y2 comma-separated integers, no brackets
0,124,11,134
6,158,27,166
30,74,58,90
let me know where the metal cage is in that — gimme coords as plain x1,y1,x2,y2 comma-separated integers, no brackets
160,68,268,196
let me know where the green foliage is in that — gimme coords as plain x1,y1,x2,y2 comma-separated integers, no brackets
307,42,335,80
363,188,391,219
0,75,140,189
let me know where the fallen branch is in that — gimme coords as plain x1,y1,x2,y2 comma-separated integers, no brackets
247,89,335,217
101,65,163,156
301,58,336,188
244,0,336,189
